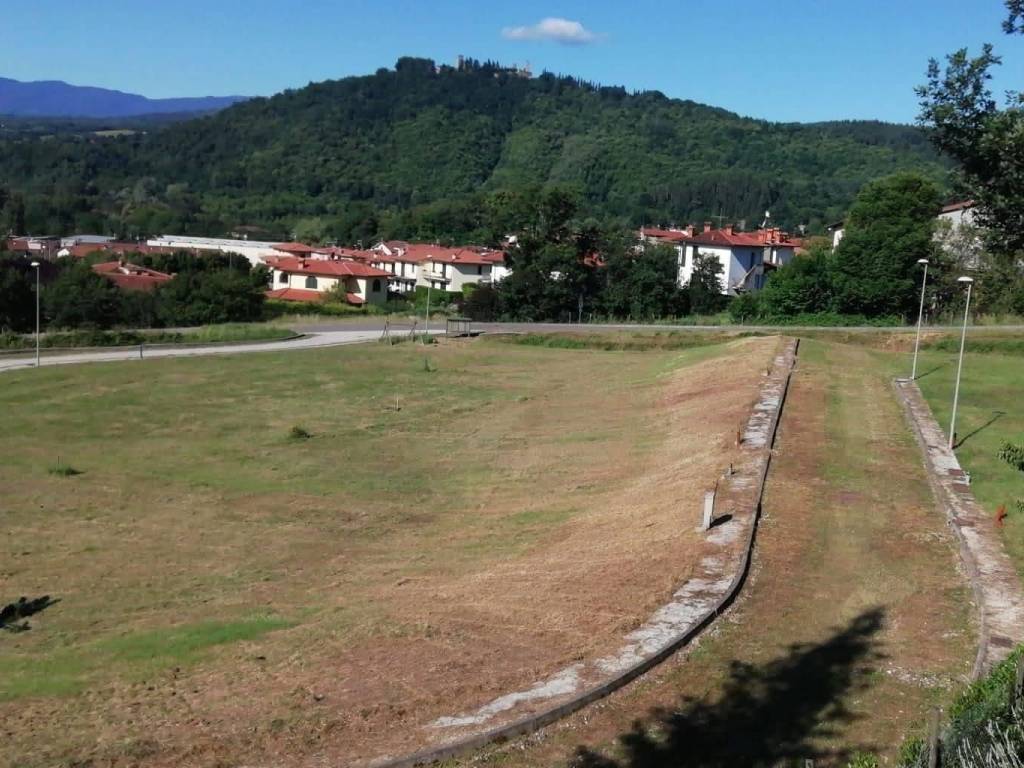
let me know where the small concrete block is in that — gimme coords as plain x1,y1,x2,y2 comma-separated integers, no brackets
702,490,715,531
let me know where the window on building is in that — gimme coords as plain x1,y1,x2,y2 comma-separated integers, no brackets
372,279,381,292
278,272,288,283
305,276,318,289
476,265,483,275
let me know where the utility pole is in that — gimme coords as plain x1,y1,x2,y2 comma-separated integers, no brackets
948,276,974,450
424,281,432,343
911,258,930,379
31,261,41,367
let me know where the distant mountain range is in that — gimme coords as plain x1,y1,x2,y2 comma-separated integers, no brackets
0,77,248,118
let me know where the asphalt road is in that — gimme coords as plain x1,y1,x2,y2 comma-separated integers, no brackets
3,321,1020,374
0,329,393,373
293,318,1024,334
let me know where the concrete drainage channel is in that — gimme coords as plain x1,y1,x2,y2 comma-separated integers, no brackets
368,338,801,768
894,378,1024,678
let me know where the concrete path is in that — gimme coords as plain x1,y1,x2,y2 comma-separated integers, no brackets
0,329,399,373
895,378,1024,675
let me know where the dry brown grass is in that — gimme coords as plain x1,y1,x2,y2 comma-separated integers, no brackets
463,338,975,768
0,335,779,768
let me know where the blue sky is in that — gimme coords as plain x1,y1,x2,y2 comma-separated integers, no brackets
5,0,1023,123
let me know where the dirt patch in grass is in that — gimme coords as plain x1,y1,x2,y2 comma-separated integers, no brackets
459,338,975,767
0,335,779,767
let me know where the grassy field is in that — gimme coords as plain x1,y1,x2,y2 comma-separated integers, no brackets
469,336,975,767
0,332,777,766
911,338,1024,571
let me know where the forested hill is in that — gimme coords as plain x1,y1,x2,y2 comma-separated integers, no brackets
0,57,949,242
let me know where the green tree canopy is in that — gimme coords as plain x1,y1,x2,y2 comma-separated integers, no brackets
43,261,123,329
917,2,1024,254
601,240,687,320
0,254,35,333
830,173,941,317
686,253,727,315
0,58,949,244
759,245,834,317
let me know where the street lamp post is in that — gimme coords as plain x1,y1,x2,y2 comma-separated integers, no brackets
424,281,432,343
911,258,929,379
30,261,41,368
948,276,974,450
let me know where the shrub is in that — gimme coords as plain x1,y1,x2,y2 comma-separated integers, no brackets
48,461,82,477
997,442,1024,472
288,426,312,440
728,292,761,322
895,646,1024,767
263,299,368,318
846,753,879,768
463,284,499,321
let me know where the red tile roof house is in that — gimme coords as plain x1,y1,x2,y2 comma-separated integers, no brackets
370,242,506,293
91,260,173,292
369,242,431,293
640,223,798,295
938,200,977,229
60,242,184,259
264,256,390,305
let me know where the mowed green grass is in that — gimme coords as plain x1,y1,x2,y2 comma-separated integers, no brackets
911,342,1024,569
0,336,734,704
792,330,1024,575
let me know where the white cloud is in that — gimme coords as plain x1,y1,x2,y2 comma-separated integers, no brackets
501,17,603,45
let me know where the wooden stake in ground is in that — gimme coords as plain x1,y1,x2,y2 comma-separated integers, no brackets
927,708,940,768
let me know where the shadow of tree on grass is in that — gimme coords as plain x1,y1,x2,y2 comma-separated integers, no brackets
570,608,886,768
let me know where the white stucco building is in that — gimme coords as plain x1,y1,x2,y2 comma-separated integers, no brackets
640,225,798,295
370,242,506,293
937,200,977,231
264,256,390,305
827,221,845,250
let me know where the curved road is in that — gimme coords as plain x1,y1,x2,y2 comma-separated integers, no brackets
0,329,392,373
3,320,1020,374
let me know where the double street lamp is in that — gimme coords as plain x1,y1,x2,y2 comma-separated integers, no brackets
948,276,974,450
30,260,41,368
